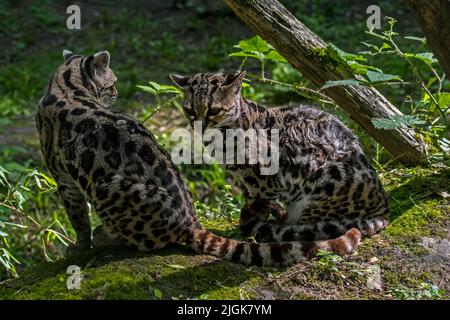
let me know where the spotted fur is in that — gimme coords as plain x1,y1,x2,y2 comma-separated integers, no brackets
171,71,390,255
35,52,364,267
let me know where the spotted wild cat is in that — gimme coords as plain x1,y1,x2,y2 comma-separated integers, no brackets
170,71,389,248
35,51,361,267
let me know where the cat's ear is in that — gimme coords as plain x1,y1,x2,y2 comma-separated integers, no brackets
62,49,74,61
170,74,189,88
223,71,246,88
93,51,110,75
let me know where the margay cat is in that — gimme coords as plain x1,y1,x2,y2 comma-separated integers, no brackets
170,71,390,249
35,51,359,266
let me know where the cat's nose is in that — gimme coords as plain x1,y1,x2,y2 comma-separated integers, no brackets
197,119,207,132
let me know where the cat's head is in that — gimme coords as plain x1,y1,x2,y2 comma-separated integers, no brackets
61,49,118,108
170,71,245,129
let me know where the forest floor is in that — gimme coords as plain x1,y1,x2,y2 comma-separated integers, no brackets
1,166,449,300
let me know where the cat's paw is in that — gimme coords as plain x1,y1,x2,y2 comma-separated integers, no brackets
92,225,124,248
66,241,91,257
266,202,288,222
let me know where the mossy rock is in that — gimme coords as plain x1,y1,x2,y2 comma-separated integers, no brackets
1,167,449,300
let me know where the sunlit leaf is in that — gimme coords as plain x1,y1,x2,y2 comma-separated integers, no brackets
404,36,426,44
435,92,450,108
12,190,25,209
0,166,10,187
229,51,261,59
330,44,366,62
404,52,437,65
154,288,163,299
372,115,426,129
137,85,156,94
234,35,270,54
347,61,382,74
366,71,402,83
264,50,287,63
137,82,181,96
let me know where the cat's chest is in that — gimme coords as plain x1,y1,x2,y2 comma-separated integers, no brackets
227,165,304,201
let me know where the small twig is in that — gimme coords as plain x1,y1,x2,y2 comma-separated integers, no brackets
246,73,335,105
238,57,247,72
141,94,182,124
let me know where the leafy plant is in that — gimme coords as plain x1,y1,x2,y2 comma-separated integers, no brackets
314,249,344,274
230,35,287,78
229,36,333,104
0,164,73,279
363,18,449,163
194,184,240,221
316,18,449,164
390,283,445,300
137,81,183,122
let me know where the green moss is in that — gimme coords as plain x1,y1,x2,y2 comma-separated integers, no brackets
309,46,354,77
382,167,449,242
386,200,446,240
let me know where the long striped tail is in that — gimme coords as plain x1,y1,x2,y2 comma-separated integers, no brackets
188,227,361,267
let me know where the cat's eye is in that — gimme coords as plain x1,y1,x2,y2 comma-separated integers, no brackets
184,108,196,117
208,108,221,116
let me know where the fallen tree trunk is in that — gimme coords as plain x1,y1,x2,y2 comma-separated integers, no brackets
224,0,427,165
406,0,450,81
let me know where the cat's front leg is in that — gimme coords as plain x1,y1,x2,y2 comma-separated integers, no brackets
240,199,266,236
56,178,92,256
264,200,288,222
239,199,287,236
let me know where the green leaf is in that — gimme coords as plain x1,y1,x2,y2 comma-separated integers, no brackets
229,51,261,60
234,35,270,54
3,162,28,173
330,44,366,62
154,288,163,299
372,115,426,130
347,61,382,74
435,93,450,108
12,190,25,210
137,82,181,96
230,35,277,62
151,83,181,94
136,85,156,95
264,50,287,63
38,172,57,188
404,52,437,65
426,77,437,88
404,36,426,44
428,92,450,112
321,79,363,89
0,165,10,187
366,71,402,83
